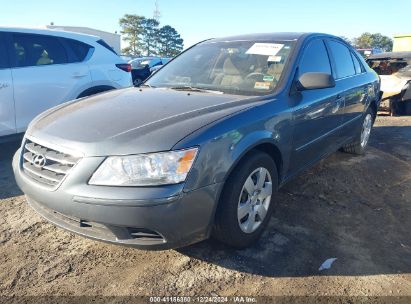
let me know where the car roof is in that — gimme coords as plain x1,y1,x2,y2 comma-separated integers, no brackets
208,32,334,43
368,52,411,60
0,26,99,42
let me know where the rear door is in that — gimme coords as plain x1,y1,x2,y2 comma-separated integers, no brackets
0,32,16,136
290,38,344,173
326,40,368,142
10,33,92,132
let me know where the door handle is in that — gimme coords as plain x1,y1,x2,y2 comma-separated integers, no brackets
72,72,88,78
332,95,344,113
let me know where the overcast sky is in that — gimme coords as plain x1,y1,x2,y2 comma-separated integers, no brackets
1,0,408,49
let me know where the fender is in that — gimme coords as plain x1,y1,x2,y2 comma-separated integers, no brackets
223,130,283,181
184,127,289,192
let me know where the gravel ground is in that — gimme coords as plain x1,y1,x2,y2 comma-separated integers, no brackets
0,116,410,301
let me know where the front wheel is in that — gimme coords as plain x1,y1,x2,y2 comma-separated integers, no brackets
341,107,374,155
212,151,278,248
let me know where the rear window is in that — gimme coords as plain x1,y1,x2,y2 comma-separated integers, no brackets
97,39,117,55
327,40,356,79
65,38,92,62
12,33,68,67
351,52,364,74
0,33,9,69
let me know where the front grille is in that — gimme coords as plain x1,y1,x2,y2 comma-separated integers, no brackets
21,139,81,187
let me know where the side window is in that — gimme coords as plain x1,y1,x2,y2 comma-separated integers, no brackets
0,33,9,69
327,40,356,78
97,39,117,55
65,38,92,63
11,33,68,67
351,52,363,74
299,39,332,76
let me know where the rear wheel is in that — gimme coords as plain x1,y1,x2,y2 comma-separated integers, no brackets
213,151,278,248
341,107,374,155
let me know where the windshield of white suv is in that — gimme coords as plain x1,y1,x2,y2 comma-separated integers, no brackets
146,40,296,96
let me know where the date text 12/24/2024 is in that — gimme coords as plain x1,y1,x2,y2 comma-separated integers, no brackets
149,296,257,303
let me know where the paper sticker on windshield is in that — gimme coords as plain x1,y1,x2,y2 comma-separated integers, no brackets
267,56,282,62
263,75,274,82
246,43,284,56
254,82,271,90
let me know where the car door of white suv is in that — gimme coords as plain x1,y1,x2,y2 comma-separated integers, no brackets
10,32,92,133
0,32,16,137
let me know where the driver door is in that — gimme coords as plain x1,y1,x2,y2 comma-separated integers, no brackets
0,32,16,136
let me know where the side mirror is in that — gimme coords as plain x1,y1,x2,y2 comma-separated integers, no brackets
297,72,335,90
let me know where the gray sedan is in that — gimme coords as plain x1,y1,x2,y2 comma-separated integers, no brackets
13,32,380,249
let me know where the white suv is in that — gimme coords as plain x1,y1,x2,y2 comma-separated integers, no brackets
0,27,132,139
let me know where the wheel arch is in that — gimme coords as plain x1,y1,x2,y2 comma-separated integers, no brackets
222,139,284,192
76,85,116,99
369,98,378,122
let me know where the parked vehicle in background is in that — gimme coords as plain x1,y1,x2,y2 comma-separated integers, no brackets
356,48,383,58
120,55,139,62
0,27,132,140
149,64,163,74
129,57,171,85
367,52,411,115
13,33,380,250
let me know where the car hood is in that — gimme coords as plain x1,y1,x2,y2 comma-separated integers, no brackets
380,75,411,99
27,87,259,156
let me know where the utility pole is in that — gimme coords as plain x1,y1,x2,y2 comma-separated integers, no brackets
153,0,161,22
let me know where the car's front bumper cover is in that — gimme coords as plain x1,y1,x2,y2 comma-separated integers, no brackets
13,148,222,250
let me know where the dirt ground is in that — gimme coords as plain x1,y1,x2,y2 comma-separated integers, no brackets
0,116,410,301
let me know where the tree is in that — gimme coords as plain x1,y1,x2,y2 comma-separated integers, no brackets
119,14,145,55
157,25,184,57
340,36,353,46
370,33,393,51
140,18,160,56
353,32,393,51
119,14,184,56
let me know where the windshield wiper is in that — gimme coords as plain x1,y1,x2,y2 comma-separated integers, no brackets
170,86,223,94
139,84,156,88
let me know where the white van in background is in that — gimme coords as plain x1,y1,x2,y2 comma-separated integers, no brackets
0,27,132,140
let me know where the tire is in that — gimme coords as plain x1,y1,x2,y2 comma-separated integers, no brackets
389,97,405,116
212,151,278,249
341,107,374,155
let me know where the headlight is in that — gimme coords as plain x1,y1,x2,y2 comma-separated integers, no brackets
89,148,198,186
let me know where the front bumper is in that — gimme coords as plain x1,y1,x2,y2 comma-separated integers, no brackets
13,148,222,250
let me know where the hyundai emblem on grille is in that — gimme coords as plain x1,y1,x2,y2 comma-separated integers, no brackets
32,154,47,168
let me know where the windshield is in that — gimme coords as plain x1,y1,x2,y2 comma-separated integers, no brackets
147,40,295,96
367,58,411,77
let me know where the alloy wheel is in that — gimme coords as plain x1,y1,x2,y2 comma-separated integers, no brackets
361,113,372,148
237,167,273,234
